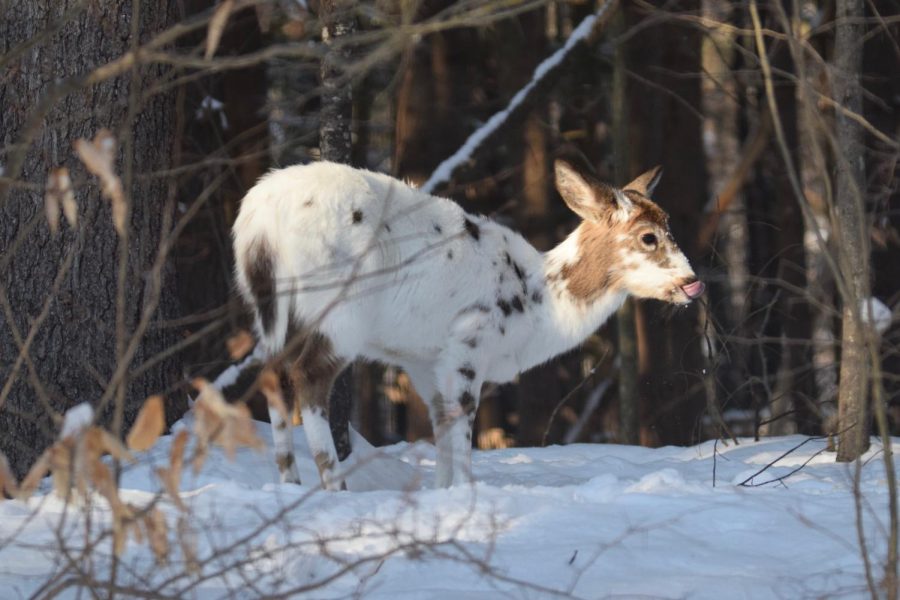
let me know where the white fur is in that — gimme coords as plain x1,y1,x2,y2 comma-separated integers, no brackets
233,162,697,488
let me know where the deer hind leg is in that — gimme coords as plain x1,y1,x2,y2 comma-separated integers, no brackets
403,363,448,488
268,366,302,484
431,353,482,488
285,326,347,491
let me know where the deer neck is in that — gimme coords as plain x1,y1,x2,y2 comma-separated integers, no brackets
529,224,628,364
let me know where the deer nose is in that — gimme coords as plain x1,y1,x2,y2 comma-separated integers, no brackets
681,279,705,299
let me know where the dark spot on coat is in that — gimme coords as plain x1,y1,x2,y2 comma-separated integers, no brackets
352,210,363,224
531,290,543,304
464,217,480,241
245,239,276,335
464,337,478,348
513,262,526,281
276,452,295,472
503,252,512,265
433,223,443,234
283,316,344,390
303,200,313,207
447,250,454,260
459,391,476,414
511,296,524,312
496,298,512,316
499,324,505,335
384,223,391,232
458,365,476,380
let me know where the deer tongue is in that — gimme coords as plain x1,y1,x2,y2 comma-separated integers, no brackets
681,280,705,299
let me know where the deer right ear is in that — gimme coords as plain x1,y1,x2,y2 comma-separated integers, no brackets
554,160,619,222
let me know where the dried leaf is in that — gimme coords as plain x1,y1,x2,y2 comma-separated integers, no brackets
98,428,135,464
226,329,255,360
168,428,188,485
61,186,78,227
74,129,126,235
145,507,169,563
0,453,19,499
259,368,289,424
18,450,51,499
44,176,60,234
192,440,209,475
178,515,199,573
193,378,263,461
220,402,264,459
91,460,134,519
156,429,189,511
45,167,77,235
128,506,145,546
205,0,236,59
113,517,128,557
48,443,74,498
127,395,166,451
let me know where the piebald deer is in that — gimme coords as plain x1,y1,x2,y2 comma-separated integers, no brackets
233,159,704,490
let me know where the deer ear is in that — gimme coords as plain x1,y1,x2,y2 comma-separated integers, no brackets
624,166,663,197
554,159,619,222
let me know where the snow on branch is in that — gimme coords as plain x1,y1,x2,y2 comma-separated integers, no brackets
421,1,616,195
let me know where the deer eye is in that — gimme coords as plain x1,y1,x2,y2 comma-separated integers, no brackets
640,233,658,248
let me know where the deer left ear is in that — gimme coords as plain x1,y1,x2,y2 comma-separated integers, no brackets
624,166,663,197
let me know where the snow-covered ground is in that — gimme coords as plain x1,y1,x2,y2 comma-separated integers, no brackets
1,415,896,599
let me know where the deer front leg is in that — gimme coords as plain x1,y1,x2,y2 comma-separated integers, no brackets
260,365,302,484
432,356,482,487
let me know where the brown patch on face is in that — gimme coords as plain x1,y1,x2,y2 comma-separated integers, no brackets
560,221,624,303
244,238,276,335
624,192,668,230
560,194,678,303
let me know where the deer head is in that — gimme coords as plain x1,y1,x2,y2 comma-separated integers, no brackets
554,159,704,305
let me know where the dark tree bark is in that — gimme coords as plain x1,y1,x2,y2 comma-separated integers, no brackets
834,0,870,462
319,0,356,461
0,1,184,475
760,17,816,437
611,9,640,446
623,0,708,446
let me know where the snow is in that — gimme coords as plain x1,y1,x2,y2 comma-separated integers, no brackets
421,3,612,194
1,415,896,598
861,297,892,335
211,343,265,392
59,402,94,438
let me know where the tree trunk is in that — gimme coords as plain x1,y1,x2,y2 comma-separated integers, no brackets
319,0,356,461
834,0,870,462
611,9,640,446
0,1,184,475
625,0,708,446
701,0,750,438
